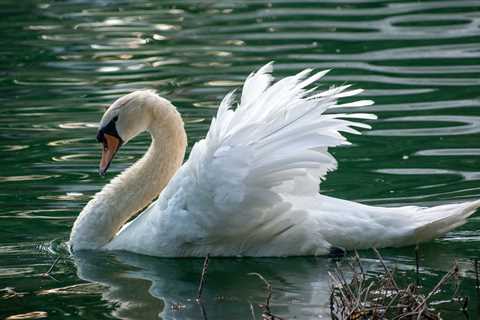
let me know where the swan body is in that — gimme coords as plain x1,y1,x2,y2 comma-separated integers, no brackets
70,63,480,257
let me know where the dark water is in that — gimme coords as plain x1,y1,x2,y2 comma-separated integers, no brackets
1,0,480,319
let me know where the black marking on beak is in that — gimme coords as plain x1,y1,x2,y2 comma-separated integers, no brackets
97,116,122,144
97,116,123,176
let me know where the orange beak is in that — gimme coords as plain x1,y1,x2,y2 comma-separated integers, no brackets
99,133,121,176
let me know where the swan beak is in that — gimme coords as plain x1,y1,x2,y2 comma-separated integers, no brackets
99,133,121,176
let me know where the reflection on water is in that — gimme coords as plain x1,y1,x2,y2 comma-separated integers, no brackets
71,249,477,320
72,251,335,319
1,0,480,319
2,245,475,319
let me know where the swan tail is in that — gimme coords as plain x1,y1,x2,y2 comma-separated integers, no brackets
413,199,480,243
313,195,479,250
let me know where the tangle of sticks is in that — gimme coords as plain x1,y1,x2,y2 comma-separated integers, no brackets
329,249,467,320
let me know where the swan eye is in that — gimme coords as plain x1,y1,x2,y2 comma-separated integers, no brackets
96,115,123,147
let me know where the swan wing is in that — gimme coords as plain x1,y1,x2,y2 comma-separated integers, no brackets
108,64,478,257
171,63,375,249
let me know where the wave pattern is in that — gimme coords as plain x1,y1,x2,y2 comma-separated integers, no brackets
1,0,480,319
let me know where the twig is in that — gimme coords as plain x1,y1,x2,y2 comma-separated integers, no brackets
249,273,273,313
329,271,352,311
416,308,425,320
249,302,257,320
48,256,62,274
248,272,285,320
330,285,338,320
461,296,469,311
373,248,399,292
198,300,208,320
362,282,375,306
348,263,364,311
414,262,459,313
329,249,470,320
41,255,62,280
475,259,479,290
384,291,400,316
415,245,421,287
335,262,356,303
354,250,365,281
197,254,210,301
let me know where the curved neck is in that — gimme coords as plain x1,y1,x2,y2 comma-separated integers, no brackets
70,104,187,250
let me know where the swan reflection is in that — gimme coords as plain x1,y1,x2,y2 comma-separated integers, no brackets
73,251,336,319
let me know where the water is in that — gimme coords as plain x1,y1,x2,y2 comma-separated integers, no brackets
1,0,480,319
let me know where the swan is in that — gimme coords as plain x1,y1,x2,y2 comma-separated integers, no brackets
69,63,480,257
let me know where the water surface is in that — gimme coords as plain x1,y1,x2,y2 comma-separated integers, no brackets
1,0,480,319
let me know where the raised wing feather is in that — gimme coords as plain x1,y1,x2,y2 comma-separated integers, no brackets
177,64,375,241
104,64,479,257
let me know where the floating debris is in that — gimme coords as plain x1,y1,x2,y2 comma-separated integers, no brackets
329,249,468,320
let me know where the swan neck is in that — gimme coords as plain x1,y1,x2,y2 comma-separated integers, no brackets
70,102,187,250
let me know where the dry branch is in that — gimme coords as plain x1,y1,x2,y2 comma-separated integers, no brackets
197,254,210,301
330,249,465,320
249,272,285,320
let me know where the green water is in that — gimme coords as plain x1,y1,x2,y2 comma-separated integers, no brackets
1,0,480,319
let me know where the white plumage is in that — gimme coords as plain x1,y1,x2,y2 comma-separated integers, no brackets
70,63,480,257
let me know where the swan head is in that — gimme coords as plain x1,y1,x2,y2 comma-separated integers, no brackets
96,90,172,176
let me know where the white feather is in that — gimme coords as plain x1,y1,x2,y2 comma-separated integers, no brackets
93,64,480,257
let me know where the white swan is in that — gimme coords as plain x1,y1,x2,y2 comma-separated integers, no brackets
69,63,480,257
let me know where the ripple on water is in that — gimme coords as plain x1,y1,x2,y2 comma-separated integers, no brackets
1,0,480,319
415,148,480,156
375,168,480,181
36,283,106,296
369,116,480,136
2,209,77,220
290,43,480,61
58,122,98,129
47,137,90,147
37,192,86,201
351,99,479,113
0,267,35,277
0,175,59,183
0,145,30,151
52,154,94,162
